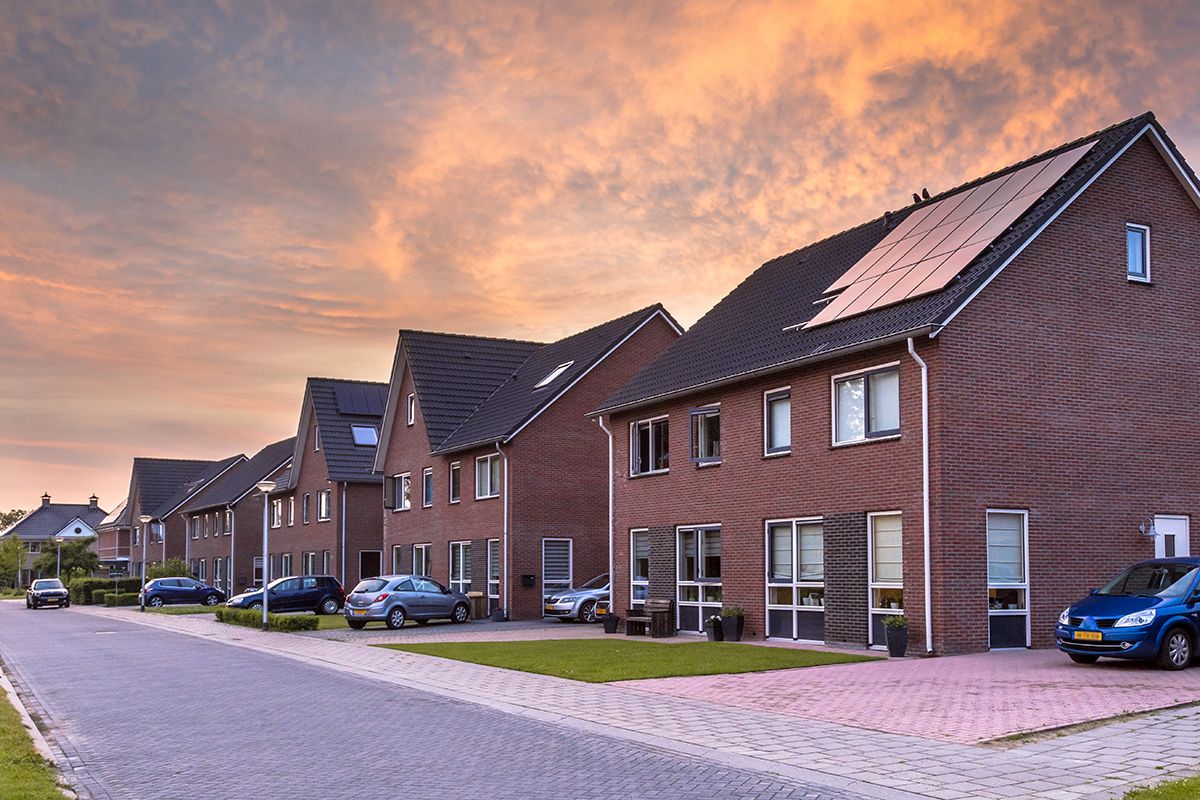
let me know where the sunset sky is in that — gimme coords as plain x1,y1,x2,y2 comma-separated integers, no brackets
2,1,1199,513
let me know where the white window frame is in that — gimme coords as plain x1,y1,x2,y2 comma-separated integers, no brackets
422,467,433,508
322,550,330,574
675,524,722,634
280,553,293,578
475,455,501,499
412,543,431,577
287,497,295,527
252,556,264,587
630,529,650,607
450,540,472,595
302,494,310,525
316,489,331,522
270,499,283,529
314,427,321,451
197,558,206,582
688,404,721,465
224,509,233,536
764,517,825,642
303,551,317,576
987,509,1031,649
449,462,461,504
630,415,670,476
831,362,901,446
534,361,574,389
867,511,904,647
190,516,199,540
392,544,404,575
1126,222,1151,283
763,386,792,457
213,557,224,592
542,537,573,597
407,393,416,426
487,538,501,607
392,473,411,511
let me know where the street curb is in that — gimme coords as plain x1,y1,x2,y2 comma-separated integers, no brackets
0,656,78,799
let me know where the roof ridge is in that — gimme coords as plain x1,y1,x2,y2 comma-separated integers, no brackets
399,328,545,347
306,376,388,387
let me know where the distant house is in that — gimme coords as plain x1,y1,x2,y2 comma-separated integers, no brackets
266,379,386,588
96,498,130,571
175,438,295,595
0,493,108,584
374,305,680,620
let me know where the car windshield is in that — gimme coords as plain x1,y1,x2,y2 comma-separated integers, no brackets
579,573,608,590
1099,563,1199,598
352,579,388,593
32,579,63,590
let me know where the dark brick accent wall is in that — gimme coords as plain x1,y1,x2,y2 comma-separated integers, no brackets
470,537,489,594
647,526,676,602
823,512,868,648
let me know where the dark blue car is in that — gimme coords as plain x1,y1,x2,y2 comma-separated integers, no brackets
140,577,226,608
1057,558,1200,670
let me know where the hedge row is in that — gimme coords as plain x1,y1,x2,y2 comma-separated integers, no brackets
214,607,319,632
91,589,110,604
71,578,143,604
104,593,140,607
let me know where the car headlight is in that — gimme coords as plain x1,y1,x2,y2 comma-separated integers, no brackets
1058,608,1071,626
1115,609,1156,628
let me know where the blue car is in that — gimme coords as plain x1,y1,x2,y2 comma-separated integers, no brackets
1057,558,1200,670
140,577,226,608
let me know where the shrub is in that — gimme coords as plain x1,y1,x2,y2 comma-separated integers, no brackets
883,614,908,628
71,577,143,603
146,558,191,581
104,593,140,607
214,607,319,632
91,589,110,605
721,605,745,618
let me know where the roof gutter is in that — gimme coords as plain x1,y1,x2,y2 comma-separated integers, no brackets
590,325,938,418
907,337,934,655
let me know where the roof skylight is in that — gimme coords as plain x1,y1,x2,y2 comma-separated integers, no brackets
350,424,379,446
534,361,574,389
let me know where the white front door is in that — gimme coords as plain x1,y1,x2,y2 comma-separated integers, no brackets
1154,515,1190,558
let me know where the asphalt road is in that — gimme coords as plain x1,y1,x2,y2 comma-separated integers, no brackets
0,602,863,800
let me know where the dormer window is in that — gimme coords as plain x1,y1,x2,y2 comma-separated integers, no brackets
350,424,378,446
407,393,416,426
534,361,574,389
1127,223,1150,282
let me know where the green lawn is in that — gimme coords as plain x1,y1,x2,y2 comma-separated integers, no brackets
376,639,875,682
311,614,350,630
1124,777,1200,799
0,689,62,799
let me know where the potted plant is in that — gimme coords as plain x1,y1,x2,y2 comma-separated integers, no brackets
602,604,620,634
704,614,724,641
720,606,745,642
883,614,908,658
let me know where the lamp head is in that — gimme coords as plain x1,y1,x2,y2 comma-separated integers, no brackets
255,480,277,494
138,515,152,525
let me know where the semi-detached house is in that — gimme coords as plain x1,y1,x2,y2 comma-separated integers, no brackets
594,112,1200,655
375,305,680,621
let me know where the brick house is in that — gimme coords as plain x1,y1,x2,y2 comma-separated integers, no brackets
95,499,131,571
374,305,680,620
595,112,1200,654
174,437,295,595
0,494,107,585
117,456,245,580
266,379,386,588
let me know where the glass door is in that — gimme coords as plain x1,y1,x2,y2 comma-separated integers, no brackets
677,526,721,633
450,541,472,594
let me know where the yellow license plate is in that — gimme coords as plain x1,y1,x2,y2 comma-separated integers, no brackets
351,609,367,616
596,607,607,616
1073,630,1102,641
544,605,555,612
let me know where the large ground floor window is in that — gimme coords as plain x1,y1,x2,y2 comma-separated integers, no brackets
542,538,572,597
766,518,825,642
487,538,501,612
677,525,721,633
630,529,649,606
987,509,1030,649
281,553,293,578
252,556,263,587
868,512,903,647
450,541,472,594
303,551,317,576
412,543,430,576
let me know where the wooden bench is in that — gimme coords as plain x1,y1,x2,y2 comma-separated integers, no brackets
625,598,675,638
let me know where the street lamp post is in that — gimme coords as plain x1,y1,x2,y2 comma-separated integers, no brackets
54,535,65,579
138,514,152,612
255,480,277,632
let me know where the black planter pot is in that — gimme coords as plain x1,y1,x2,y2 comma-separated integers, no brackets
603,614,620,634
705,622,724,642
720,615,744,642
885,625,908,657
490,608,508,623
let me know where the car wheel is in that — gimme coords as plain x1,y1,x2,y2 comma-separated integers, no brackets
578,600,598,624
248,601,263,611
347,619,367,630
319,598,339,615
63,600,70,609
385,606,407,630
1158,627,1192,670
1068,653,1099,665
203,594,221,606
25,598,32,609
451,602,469,624
148,596,164,608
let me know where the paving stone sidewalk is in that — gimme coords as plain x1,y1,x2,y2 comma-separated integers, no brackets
78,606,1200,800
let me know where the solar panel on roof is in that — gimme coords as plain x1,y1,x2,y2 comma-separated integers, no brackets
333,384,386,417
805,141,1094,329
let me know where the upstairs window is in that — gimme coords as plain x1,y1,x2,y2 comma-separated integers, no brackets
1127,223,1150,282
476,455,501,499
631,417,669,475
449,462,461,503
534,361,574,389
689,406,721,464
834,366,899,444
764,389,791,455
316,489,331,521
422,467,433,508
393,474,411,511
350,424,378,446
224,510,233,535
270,499,283,529
302,493,310,525
287,497,295,526
407,394,416,426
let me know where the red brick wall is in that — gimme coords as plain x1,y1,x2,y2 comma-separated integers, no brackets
930,135,1200,652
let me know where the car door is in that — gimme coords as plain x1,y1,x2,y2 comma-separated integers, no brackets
180,578,204,603
298,577,321,610
390,578,416,616
158,578,180,603
418,578,454,618
271,578,301,611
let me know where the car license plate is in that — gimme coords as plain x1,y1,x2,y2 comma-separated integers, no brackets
544,605,555,612
351,609,367,616
1073,630,1102,641
596,607,607,616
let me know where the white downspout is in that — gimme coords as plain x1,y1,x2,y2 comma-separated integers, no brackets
228,505,235,595
597,415,614,610
907,337,933,655
496,442,509,618
339,482,347,586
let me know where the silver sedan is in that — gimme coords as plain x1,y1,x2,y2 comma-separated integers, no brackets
344,574,471,630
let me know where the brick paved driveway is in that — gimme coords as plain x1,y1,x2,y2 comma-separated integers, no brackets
624,648,1200,743
0,602,864,800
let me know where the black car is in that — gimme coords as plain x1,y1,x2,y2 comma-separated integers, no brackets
226,575,345,615
26,578,70,609
140,577,226,608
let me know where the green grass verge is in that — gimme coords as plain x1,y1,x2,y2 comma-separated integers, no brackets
376,639,875,682
214,607,319,632
148,605,218,616
0,689,62,799
0,589,25,599
1124,777,1200,799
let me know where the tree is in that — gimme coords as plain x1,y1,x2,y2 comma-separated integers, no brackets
147,558,192,580
0,536,25,588
0,509,26,531
32,536,100,580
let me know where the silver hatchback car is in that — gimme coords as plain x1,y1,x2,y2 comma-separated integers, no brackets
344,574,471,630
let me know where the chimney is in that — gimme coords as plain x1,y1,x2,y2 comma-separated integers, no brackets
41,492,51,507
89,495,99,509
